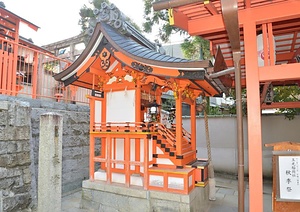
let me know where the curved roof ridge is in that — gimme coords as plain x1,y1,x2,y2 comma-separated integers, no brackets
100,22,212,70
53,24,103,81
92,2,156,51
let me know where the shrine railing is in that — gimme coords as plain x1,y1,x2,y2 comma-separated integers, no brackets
0,37,89,104
92,122,153,133
155,123,176,147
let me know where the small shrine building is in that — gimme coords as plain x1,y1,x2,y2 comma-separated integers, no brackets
54,2,227,198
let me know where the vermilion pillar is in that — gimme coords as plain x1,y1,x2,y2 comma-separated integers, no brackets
243,20,263,212
175,89,183,156
190,100,196,152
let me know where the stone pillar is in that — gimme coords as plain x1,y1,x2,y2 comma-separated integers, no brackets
38,113,63,212
70,44,75,61
0,190,3,212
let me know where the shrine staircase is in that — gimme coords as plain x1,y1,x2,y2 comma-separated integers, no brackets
152,124,197,168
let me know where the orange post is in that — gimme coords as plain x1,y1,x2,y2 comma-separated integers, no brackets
135,84,141,173
107,135,112,183
143,136,149,190
190,100,196,152
2,51,8,94
31,51,39,99
100,138,107,170
244,20,263,212
6,49,13,95
89,98,95,132
124,136,130,187
175,89,183,156
11,21,19,96
0,41,3,91
89,134,95,180
135,138,140,173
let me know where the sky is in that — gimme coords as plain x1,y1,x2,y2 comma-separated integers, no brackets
4,0,150,46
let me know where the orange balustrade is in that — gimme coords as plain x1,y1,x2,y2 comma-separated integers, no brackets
0,37,89,104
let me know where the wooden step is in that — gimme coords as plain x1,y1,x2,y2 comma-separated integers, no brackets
176,150,197,159
152,164,177,169
153,153,175,158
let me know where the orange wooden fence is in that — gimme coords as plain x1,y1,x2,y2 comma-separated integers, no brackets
0,37,89,104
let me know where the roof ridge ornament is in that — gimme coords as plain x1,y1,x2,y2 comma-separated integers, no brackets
94,2,132,36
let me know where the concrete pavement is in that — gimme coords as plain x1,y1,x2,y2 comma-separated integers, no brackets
62,174,273,212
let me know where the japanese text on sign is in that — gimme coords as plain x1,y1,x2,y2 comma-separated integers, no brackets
278,156,300,200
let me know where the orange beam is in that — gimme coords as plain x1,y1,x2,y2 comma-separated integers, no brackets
204,1,218,15
173,9,189,32
244,20,263,212
259,63,300,82
244,0,251,9
276,52,294,62
187,0,300,35
261,101,300,109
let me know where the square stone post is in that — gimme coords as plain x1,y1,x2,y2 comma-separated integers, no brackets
38,113,63,212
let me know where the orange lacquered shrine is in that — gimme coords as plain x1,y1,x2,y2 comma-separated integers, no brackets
54,3,225,195
152,0,300,210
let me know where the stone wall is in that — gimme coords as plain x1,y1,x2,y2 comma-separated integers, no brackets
29,100,90,208
0,100,32,211
0,96,90,211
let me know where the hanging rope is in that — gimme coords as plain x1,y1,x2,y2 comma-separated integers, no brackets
204,108,212,163
202,98,216,200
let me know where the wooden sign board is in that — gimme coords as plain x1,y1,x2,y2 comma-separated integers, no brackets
265,141,300,212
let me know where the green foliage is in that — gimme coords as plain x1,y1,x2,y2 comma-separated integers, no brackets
161,98,175,111
181,36,211,60
0,1,5,8
273,85,300,120
143,0,184,42
43,61,59,72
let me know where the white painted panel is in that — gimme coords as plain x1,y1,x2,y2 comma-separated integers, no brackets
189,175,193,187
116,138,124,169
130,139,135,170
95,100,102,127
156,158,173,165
111,140,114,168
149,175,164,187
94,171,143,186
156,147,163,154
149,139,153,161
106,90,135,122
112,172,125,184
168,177,184,190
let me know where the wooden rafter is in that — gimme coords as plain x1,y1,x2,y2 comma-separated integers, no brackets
204,1,218,15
